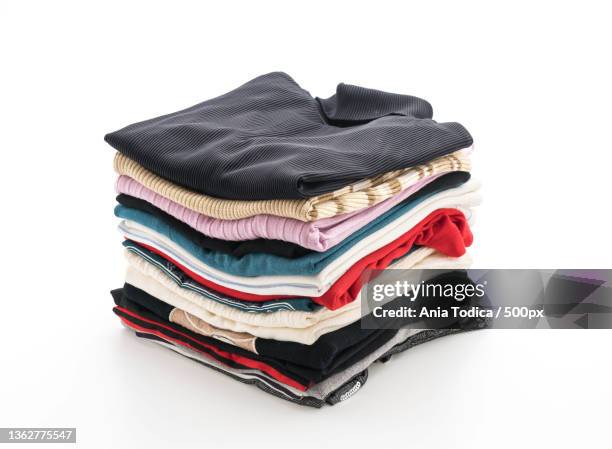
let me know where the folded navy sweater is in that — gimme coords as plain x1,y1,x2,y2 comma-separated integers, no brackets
105,72,472,200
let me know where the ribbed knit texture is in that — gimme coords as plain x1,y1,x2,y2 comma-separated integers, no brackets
114,172,441,251
114,150,470,221
105,72,473,200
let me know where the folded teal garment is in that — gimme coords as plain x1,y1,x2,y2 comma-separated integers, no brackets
124,241,320,312
114,173,467,277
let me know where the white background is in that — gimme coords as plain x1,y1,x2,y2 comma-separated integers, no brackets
1,1,611,448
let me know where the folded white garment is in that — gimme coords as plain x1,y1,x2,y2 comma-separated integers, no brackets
120,180,481,298
392,247,474,269
125,249,360,329
125,247,473,344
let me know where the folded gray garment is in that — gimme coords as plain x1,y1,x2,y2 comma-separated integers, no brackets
308,328,459,401
129,326,463,407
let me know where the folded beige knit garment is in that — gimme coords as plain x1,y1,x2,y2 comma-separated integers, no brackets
114,150,471,221
124,247,473,345
170,309,257,353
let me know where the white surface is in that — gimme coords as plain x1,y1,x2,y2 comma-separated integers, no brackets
1,1,611,448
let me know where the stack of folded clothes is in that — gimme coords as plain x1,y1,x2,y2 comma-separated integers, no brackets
105,72,482,407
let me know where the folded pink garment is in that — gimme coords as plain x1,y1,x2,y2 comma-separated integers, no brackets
116,174,443,252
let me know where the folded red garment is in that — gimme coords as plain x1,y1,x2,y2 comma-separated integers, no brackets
324,209,472,310
136,208,472,310
117,307,308,391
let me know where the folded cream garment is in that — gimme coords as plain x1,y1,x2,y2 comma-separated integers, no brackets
159,250,472,354
119,180,482,297
125,248,360,329
392,247,474,269
126,263,357,344
124,248,473,344
114,150,470,221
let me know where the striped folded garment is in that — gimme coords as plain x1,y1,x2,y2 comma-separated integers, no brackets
106,74,482,407
113,150,471,221
116,181,480,302
113,173,473,277
126,327,456,408
121,245,473,344
113,253,478,396
115,167,471,252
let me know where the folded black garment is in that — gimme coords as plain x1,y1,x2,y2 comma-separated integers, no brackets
114,284,396,383
115,171,471,260
112,288,310,388
113,269,486,384
105,72,473,200
133,331,355,408
131,326,466,408
113,275,487,406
